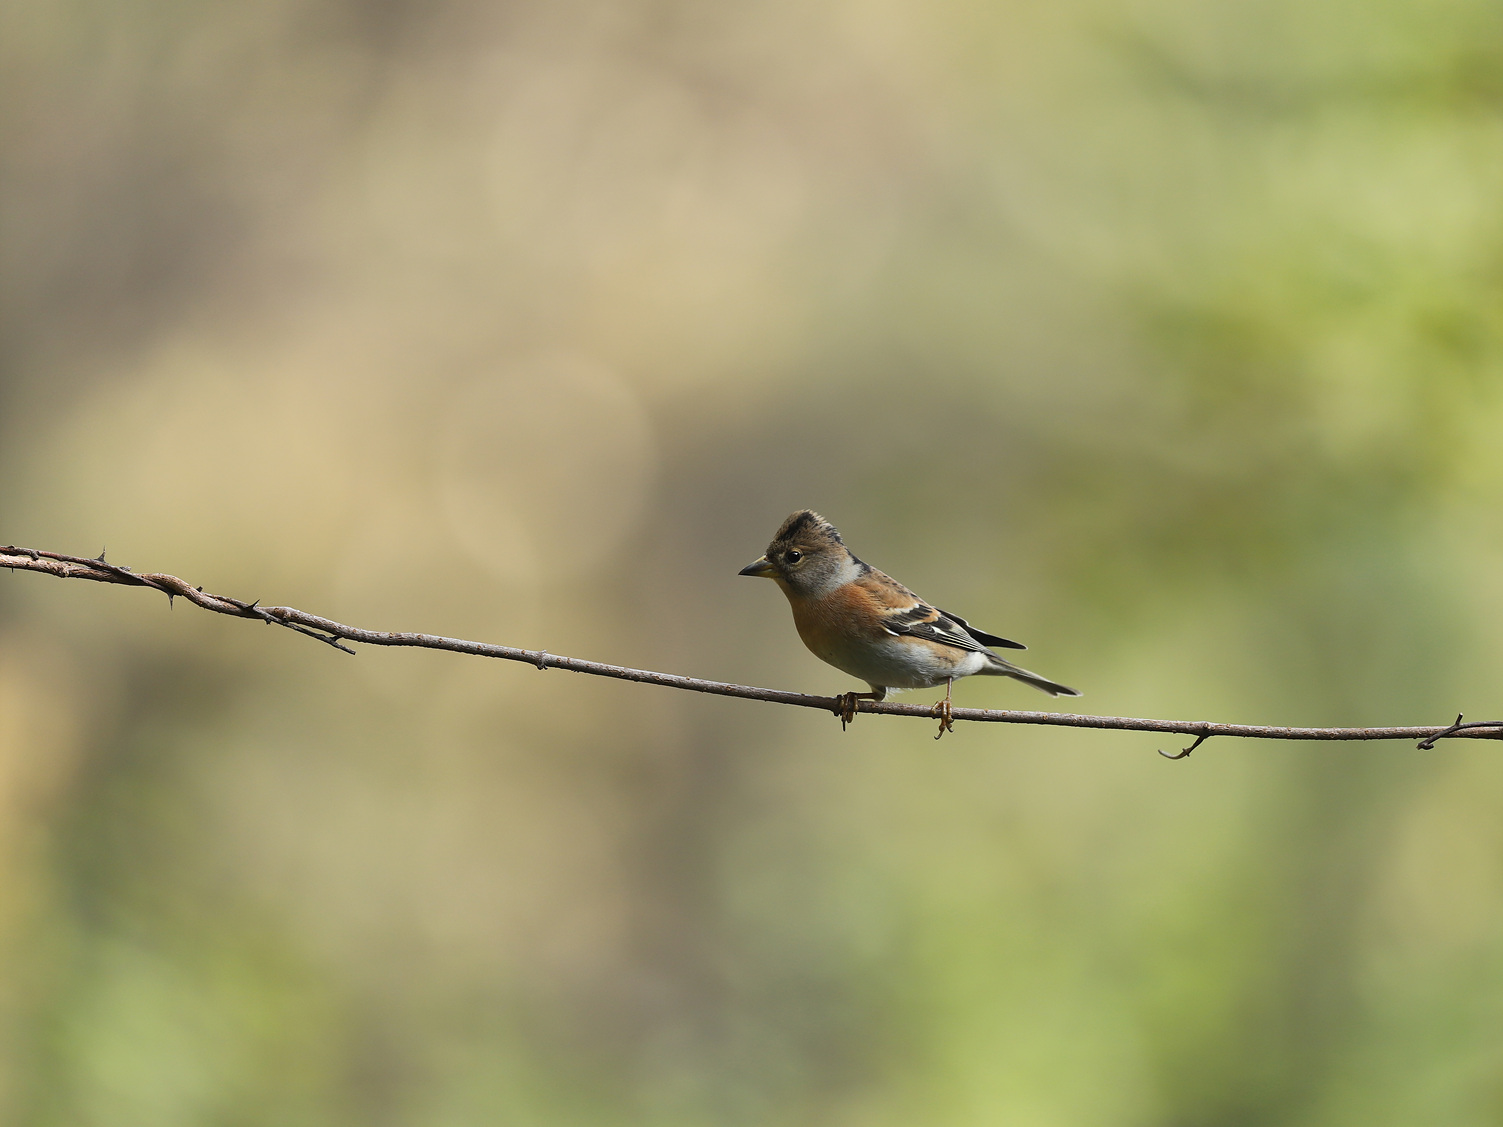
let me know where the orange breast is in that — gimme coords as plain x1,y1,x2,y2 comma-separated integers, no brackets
787,582,889,665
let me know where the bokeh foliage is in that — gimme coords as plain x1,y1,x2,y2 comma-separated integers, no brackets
4,0,1503,1123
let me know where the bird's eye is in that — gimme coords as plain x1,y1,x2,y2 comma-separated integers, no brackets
786,549,803,563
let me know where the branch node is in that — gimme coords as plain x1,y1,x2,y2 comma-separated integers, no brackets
1418,714,1503,750
534,651,550,670
1418,714,1466,750
1160,731,1211,760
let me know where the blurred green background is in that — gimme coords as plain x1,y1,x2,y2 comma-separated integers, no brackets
4,0,1503,1123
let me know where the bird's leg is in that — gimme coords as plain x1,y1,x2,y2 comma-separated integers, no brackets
836,691,883,731
932,680,955,739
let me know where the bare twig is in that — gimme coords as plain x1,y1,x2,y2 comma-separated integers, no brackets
1415,714,1503,750
1159,732,1212,760
5,544,1501,752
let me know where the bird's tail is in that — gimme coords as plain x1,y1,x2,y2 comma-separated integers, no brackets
980,654,1080,697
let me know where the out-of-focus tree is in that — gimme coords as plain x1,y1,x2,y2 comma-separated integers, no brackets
3,0,1503,1123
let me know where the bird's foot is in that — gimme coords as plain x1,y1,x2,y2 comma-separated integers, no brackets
837,692,860,730
931,697,955,739
835,692,883,730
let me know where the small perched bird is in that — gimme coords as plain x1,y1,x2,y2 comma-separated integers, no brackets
739,510,1079,735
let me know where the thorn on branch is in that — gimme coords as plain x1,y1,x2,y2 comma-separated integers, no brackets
222,595,274,622
75,550,177,598
1160,732,1211,760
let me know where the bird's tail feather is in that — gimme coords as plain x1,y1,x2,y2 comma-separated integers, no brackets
981,655,1080,697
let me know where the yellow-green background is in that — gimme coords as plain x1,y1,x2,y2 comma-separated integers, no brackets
4,0,1503,1123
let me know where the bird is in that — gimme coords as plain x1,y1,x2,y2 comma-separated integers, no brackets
739,510,1079,736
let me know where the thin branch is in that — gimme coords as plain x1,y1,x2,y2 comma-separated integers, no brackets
5,545,1501,752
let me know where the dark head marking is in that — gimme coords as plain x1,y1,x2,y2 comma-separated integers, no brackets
772,509,842,546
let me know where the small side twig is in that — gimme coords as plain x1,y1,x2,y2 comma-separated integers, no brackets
1417,714,1503,750
1159,731,1212,760
220,595,355,654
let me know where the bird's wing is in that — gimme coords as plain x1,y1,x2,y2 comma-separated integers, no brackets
879,602,993,654
855,569,1025,654
938,609,1027,650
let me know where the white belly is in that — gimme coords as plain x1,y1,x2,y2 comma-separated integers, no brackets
818,636,986,691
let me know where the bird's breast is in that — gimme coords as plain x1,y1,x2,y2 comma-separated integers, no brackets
785,585,977,689
787,583,887,664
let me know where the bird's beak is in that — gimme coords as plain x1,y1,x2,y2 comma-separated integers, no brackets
738,556,777,578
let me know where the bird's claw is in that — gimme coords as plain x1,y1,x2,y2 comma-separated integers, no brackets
837,692,860,730
932,697,954,739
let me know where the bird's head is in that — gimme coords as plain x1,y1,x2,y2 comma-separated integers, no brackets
738,510,859,599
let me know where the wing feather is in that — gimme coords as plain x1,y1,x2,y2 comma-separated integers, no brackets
855,569,1028,653
939,609,1027,650
881,604,991,654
